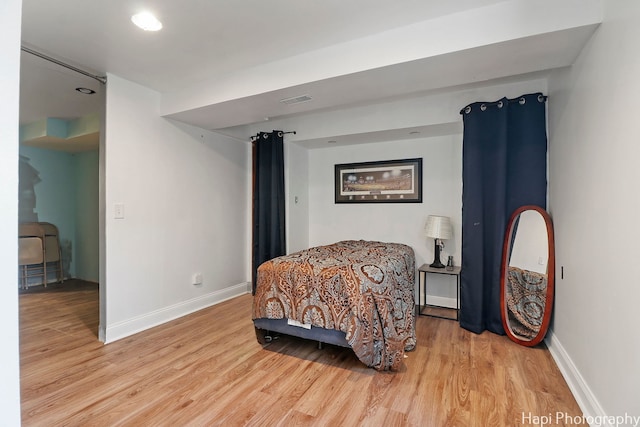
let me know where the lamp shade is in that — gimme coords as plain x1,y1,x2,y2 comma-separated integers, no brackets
424,215,452,240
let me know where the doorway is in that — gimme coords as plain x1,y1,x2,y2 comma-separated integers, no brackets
18,49,103,335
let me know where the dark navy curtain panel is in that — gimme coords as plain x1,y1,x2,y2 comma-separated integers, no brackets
460,93,547,335
251,131,286,294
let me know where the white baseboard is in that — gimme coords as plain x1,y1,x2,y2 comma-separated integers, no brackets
545,329,612,427
104,282,250,344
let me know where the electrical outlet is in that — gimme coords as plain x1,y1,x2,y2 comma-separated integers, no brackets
192,273,203,285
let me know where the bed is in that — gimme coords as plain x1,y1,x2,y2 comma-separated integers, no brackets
252,240,416,371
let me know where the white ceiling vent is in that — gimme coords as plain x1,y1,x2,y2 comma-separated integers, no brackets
279,94,313,105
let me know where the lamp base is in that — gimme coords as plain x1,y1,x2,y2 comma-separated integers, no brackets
429,260,446,269
429,239,445,268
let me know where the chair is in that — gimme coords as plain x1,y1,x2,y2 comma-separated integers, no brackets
18,222,65,288
40,222,63,284
19,237,45,289
18,223,46,289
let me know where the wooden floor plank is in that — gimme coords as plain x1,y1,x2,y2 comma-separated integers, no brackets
20,285,585,426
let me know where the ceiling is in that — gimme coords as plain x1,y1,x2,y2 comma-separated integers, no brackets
19,0,602,150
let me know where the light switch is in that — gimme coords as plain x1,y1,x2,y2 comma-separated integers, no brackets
114,203,125,219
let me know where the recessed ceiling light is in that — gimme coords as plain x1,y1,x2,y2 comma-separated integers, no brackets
75,87,96,95
409,131,420,135
327,140,337,144
131,11,163,31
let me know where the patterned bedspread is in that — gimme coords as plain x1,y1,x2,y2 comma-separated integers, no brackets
506,266,547,340
252,240,416,371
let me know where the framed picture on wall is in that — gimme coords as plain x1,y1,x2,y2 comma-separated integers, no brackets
335,158,423,203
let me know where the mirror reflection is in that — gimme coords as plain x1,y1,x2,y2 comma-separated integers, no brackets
501,205,554,346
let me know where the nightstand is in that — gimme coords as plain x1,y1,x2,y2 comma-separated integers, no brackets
417,263,461,320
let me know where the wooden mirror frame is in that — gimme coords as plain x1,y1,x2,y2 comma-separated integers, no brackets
500,205,555,347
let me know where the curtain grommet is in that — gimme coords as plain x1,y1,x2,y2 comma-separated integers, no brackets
538,94,545,103
519,97,526,105
480,104,487,111
464,106,472,114
497,101,504,108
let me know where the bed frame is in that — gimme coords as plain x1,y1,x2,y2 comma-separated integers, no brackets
253,318,350,348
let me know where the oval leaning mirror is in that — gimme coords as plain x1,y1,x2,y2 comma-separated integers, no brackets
500,205,555,346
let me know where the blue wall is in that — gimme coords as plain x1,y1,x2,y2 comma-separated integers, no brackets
19,145,99,282
74,151,99,281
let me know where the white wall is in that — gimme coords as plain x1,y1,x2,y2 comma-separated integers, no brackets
0,0,24,423
286,141,309,253
308,136,461,264
547,0,640,422
307,135,462,305
103,74,250,342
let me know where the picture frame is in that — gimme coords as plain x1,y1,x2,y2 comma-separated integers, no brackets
335,158,423,203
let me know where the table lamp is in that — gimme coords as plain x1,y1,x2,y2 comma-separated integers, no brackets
425,215,452,268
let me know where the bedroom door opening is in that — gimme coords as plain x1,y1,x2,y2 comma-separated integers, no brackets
17,48,104,341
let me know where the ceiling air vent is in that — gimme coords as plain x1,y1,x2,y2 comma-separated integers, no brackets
279,94,313,105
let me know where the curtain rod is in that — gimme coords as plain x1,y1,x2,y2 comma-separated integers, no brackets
460,94,547,115
251,130,296,141
21,46,107,85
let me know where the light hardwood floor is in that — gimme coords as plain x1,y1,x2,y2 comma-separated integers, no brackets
20,287,585,426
